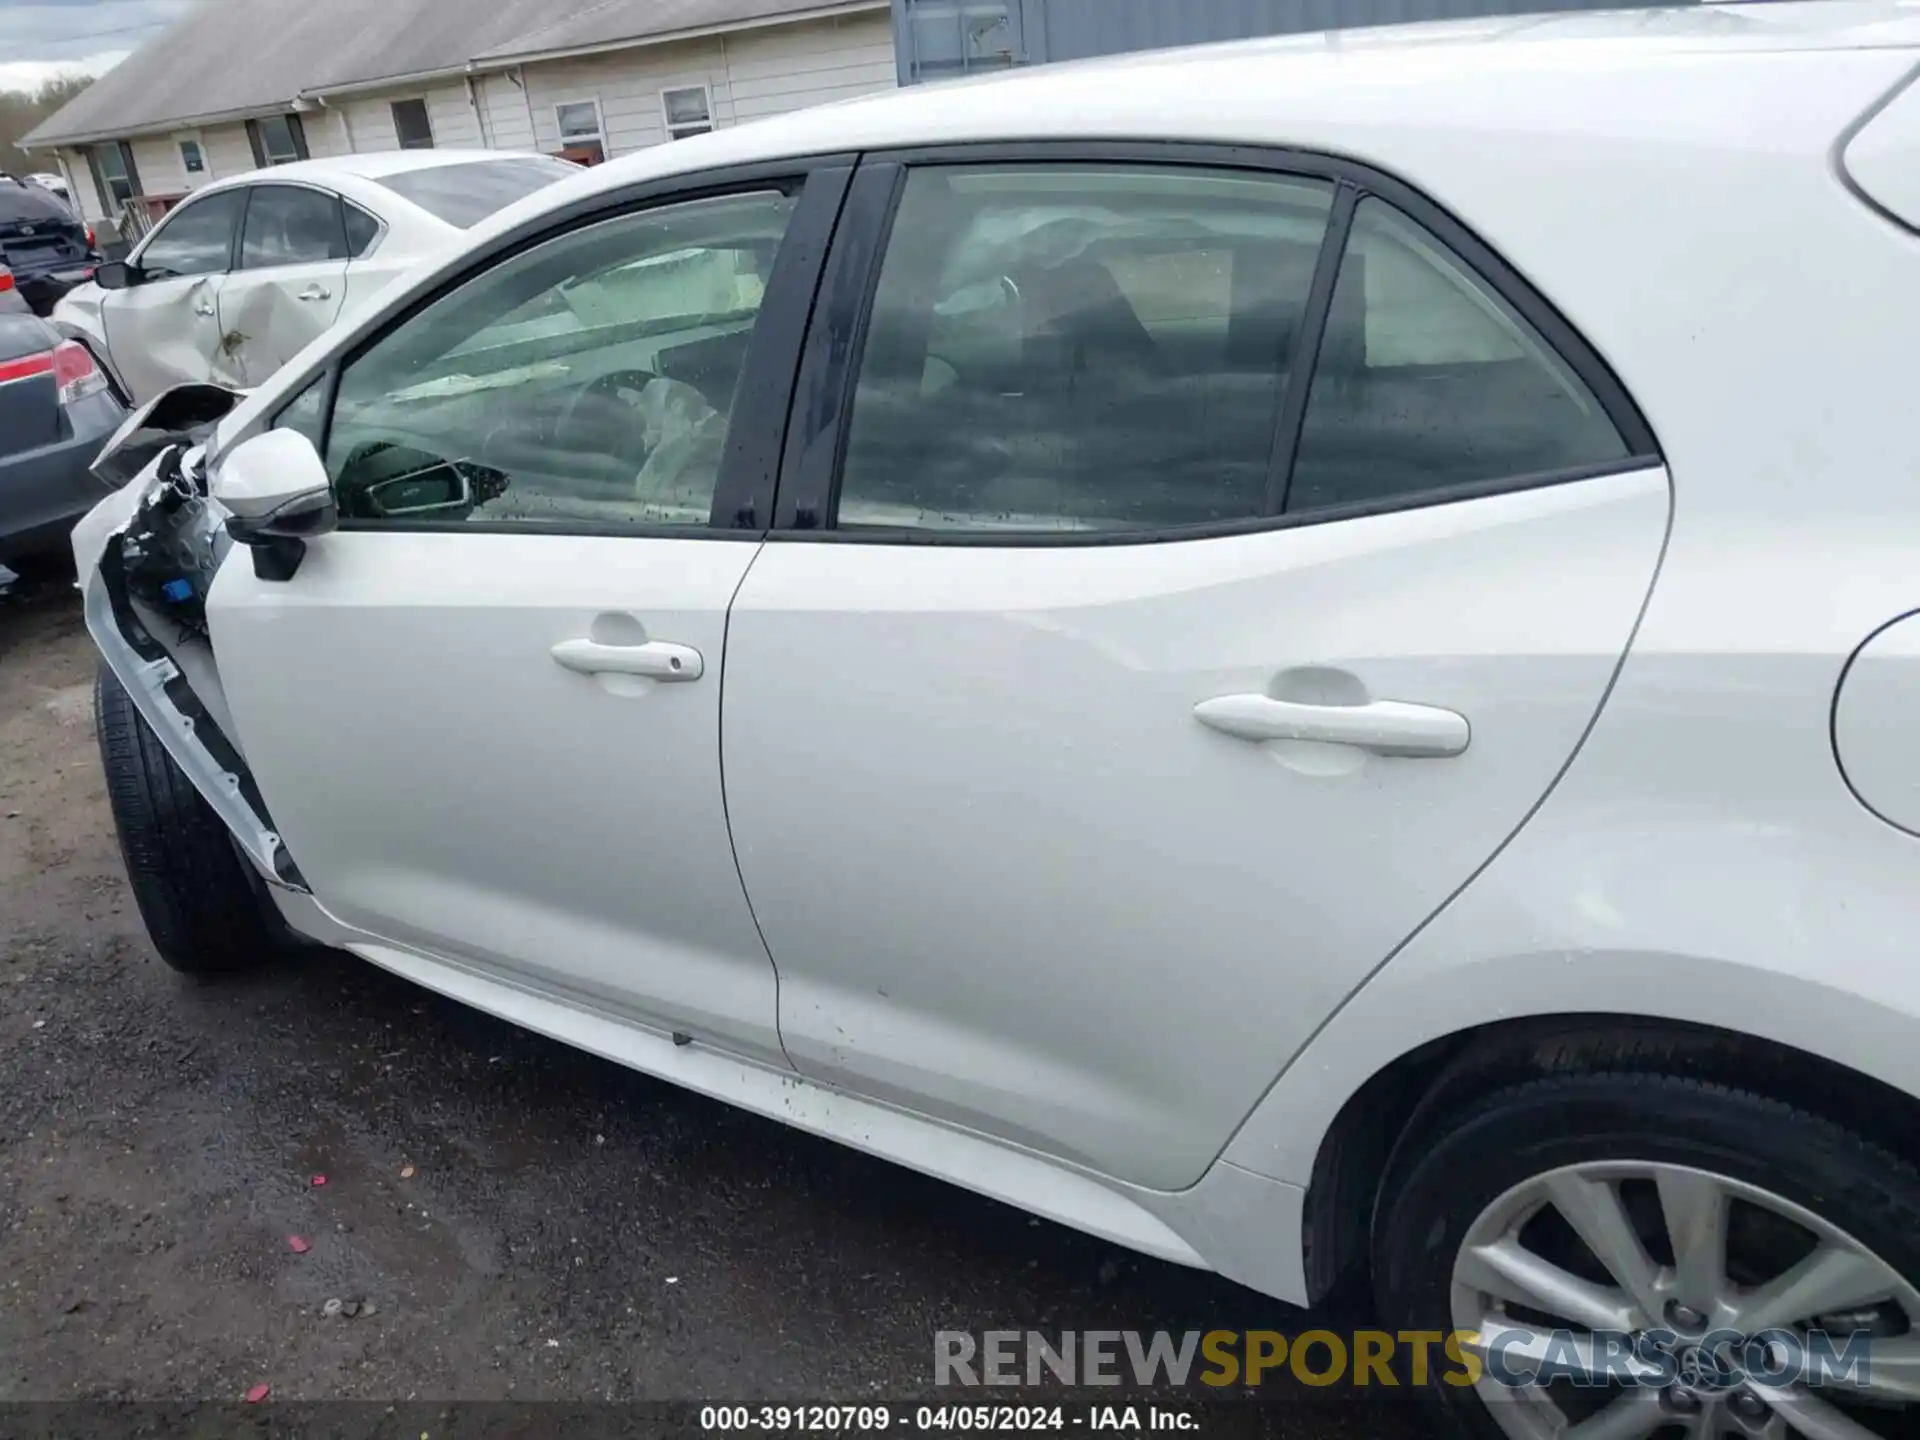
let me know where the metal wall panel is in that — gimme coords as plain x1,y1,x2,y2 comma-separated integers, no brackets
893,0,1690,82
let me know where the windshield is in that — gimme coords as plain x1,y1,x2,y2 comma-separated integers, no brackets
372,158,578,229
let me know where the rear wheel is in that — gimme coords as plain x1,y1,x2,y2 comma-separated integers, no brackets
1373,1069,1920,1439
95,662,286,975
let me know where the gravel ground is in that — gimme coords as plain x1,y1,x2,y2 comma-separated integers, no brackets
0,579,1424,1437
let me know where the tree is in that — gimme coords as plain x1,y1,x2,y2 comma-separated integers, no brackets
0,76,94,177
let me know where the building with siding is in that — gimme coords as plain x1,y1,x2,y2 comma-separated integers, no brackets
21,0,898,237
890,0,1689,81
26,0,1690,241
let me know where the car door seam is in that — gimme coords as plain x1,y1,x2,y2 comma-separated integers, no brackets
715,537,794,1070
1199,464,1680,1188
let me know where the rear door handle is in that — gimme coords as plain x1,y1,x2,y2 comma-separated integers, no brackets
297,284,332,302
551,638,703,682
1193,694,1469,757
194,302,216,317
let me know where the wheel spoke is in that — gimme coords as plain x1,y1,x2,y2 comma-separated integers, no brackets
1735,1246,1895,1336
1461,1318,1664,1386
1656,1169,1730,1315
1563,1386,1669,1440
1746,1384,1886,1440
1547,1172,1663,1325
1459,1236,1640,1333
1809,1331,1920,1403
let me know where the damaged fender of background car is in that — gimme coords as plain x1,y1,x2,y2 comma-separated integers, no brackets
76,381,310,893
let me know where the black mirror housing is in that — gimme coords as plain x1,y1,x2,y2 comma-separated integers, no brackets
93,260,137,291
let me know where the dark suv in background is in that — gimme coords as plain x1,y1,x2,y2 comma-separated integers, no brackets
0,174,99,316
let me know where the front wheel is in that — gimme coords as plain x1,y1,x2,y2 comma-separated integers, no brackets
95,663,287,975
1373,1069,1920,1439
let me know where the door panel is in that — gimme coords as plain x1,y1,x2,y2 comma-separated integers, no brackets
209,532,784,1060
105,187,243,402
214,183,351,388
213,259,348,388
105,274,226,402
201,168,844,1065
723,468,1669,1187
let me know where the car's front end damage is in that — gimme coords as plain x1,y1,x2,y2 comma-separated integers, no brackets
71,384,309,894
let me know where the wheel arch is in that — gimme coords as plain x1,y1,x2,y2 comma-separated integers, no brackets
1296,1012,1920,1304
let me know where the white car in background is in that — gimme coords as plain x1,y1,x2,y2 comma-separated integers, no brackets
62,6,1920,1437
53,150,576,405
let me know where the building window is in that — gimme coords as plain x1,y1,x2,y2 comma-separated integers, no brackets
661,86,712,140
392,99,435,151
178,137,206,176
85,141,141,212
554,100,606,165
246,114,310,168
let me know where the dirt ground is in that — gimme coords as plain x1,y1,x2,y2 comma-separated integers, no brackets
0,579,1418,1434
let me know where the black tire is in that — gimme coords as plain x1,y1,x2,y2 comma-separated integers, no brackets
3,550,75,584
1372,1067,1920,1437
95,662,284,975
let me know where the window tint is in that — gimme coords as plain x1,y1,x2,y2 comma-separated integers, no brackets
240,185,346,269
392,99,434,150
1286,199,1630,514
373,158,576,229
138,190,243,280
343,203,381,257
324,189,795,529
835,164,1333,533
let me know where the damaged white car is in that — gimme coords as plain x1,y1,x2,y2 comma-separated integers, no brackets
71,9,1920,1437
53,150,575,405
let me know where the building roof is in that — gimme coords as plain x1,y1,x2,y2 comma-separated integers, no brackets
23,0,886,148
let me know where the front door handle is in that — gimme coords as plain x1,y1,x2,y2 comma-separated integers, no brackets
297,284,332,302
1193,693,1469,757
551,638,703,682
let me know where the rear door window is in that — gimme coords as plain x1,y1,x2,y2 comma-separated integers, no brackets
833,163,1335,533
239,185,348,269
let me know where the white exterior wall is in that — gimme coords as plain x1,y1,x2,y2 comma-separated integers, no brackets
47,11,896,229
202,125,260,184
517,11,895,161
335,81,486,153
722,11,897,123
477,71,539,151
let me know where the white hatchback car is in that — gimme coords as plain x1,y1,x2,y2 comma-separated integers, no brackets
53,150,576,405
69,5,1920,1435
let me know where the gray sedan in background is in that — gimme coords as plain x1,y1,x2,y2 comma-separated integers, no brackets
0,310,125,580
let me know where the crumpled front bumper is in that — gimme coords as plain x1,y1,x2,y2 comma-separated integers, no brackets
72,458,309,893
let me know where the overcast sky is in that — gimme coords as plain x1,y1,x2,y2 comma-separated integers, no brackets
0,0,194,90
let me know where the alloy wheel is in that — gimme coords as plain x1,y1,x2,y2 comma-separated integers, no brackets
1449,1160,1920,1439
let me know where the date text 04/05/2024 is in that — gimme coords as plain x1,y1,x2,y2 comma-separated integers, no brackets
697,1405,1201,1432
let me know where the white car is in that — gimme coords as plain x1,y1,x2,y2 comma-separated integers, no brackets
26,172,75,209
53,150,576,405
68,6,1920,1435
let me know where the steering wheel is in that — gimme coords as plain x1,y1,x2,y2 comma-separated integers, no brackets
553,369,659,465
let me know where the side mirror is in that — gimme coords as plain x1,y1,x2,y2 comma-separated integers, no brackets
93,260,137,291
212,429,336,582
